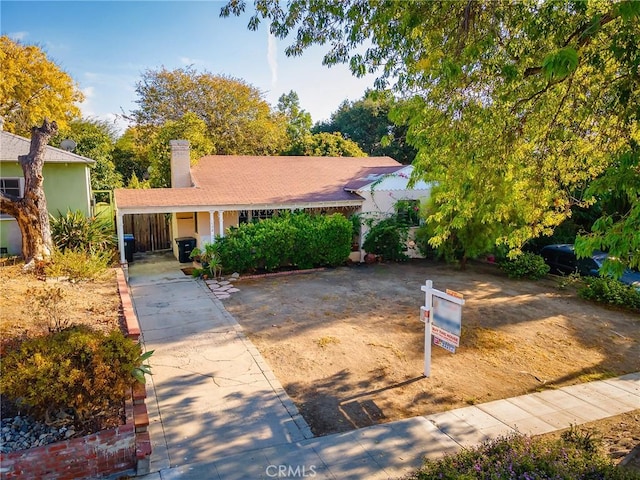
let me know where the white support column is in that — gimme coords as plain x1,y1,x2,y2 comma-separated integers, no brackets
209,211,215,243
116,213,126,265
218,210,225,238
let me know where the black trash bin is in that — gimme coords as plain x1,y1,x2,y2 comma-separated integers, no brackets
123,234,135,263
175,237,196,263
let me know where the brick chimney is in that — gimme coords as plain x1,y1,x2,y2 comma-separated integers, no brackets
170,140,192,188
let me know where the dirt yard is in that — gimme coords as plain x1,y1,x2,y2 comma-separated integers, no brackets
225,261,639,439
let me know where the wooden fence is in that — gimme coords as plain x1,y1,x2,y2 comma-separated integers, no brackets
122,214,171,252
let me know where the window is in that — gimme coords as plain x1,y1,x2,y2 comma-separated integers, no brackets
239,209,275,224
0,178,23,198
0,178,24,219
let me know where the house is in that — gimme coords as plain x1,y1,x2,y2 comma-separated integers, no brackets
0,130,94,256
113,140,431,264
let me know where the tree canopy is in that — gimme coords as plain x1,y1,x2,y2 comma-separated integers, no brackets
0,36,83,136
314,90,416,164
130,66,287,156
223,1,640,273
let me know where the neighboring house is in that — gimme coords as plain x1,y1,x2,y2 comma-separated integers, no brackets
0,130,94,255
113,140,431,264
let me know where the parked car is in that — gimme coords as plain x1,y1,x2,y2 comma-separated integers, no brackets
540,244,640,288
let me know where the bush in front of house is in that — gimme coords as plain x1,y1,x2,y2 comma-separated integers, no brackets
0,325,142,421
499,252,550,280
410,429,637,480
215,211,352,273
579,276,640,312
362,217,410,262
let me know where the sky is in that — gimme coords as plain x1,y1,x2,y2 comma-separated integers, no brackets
1,0,378,134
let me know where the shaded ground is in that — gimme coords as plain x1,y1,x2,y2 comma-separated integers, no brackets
225,260,639,439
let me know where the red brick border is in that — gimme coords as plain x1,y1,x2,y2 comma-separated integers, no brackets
0,267,151,479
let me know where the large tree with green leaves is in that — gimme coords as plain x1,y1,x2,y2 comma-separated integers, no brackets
0,36,83,136
130,66,287,156
222,1,640,273
314,90,416,164
146,112,214,188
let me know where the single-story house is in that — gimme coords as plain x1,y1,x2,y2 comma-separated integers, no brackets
0,130,94,256
113,140,432,264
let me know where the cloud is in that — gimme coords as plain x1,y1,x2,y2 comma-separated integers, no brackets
8,31,28,41
267,28,278,85
82,86,95,98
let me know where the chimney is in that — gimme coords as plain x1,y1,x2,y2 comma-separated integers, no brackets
170,140,192,188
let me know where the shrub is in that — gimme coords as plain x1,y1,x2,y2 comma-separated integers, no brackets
362,217,409,262
51,210,115,255
0,325,142,420
500,252,550,280
45,248,113,280
411,431,637,479
579,276,640,311
216,212,352,273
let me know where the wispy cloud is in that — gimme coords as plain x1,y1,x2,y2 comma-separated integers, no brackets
8,31,28,41
267,28,278,85
82,86,95,98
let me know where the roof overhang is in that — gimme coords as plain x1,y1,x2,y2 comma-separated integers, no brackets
115,199,364,216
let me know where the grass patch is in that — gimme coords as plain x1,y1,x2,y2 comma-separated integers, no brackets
316,336,341,348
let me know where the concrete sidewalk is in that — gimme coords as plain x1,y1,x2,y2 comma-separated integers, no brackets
129,253,639,480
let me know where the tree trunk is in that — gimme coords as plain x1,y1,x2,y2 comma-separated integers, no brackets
0,119,58,268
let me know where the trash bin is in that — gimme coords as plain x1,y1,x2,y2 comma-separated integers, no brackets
123,234,135,263
175,237,196,263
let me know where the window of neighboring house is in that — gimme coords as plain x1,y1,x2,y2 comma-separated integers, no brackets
395,199,421,226
0,178,24,219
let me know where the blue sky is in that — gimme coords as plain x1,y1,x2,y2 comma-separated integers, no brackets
1,1,377,134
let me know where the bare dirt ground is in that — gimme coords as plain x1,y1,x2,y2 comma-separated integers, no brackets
225,260,639,467
0,263,124,433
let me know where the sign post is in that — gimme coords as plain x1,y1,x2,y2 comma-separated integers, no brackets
420,280,465,377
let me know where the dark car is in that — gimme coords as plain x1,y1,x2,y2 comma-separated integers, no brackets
540,244,640,289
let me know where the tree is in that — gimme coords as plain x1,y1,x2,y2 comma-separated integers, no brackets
0,120,57,266
222,1,640,271
314,90,416,164
146,113,214,188
130,66,287,155
0,36,83,136
277,90,312,147
288,132,367,157
112,128,149,187
53,118,123,192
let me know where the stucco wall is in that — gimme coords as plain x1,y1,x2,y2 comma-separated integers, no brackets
1,162,91,255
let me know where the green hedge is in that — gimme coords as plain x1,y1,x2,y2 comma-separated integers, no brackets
216,212,352,273
500,252,550,280
579,276,640,311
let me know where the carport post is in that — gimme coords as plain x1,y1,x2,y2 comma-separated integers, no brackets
116,213,126,265
421,280,433,377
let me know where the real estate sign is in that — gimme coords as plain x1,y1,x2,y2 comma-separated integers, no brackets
420,280,465,377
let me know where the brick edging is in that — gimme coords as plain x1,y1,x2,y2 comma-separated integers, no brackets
116,267,152,475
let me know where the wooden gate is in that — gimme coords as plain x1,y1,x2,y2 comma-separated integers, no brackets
123,214,171,252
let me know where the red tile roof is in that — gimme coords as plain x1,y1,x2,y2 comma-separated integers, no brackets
115,155,402,211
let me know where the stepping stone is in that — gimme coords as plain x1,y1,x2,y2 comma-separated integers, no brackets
214,286,230,292
215,293,231,299
218,281,231,286
206,280,219,287
227,288,240,293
